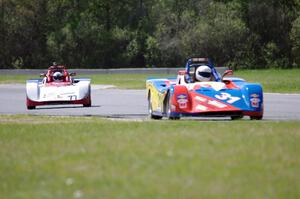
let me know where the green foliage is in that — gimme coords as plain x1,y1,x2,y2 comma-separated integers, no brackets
145,36,161,67
291,15,300,67
181,2,248,66
1,0,300,68
262,42,281,68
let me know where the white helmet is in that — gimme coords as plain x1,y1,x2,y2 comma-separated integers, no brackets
195,65,212,82
53,71,63,82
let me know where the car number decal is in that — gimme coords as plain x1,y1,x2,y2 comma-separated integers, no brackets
215,92,240,104
69,95,77,100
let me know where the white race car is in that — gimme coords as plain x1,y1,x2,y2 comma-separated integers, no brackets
26,65,91,109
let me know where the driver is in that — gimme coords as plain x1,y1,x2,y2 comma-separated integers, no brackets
195,65,212,82
53,71,63,82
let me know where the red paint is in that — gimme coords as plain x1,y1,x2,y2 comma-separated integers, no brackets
171,86,241,114
223,80,239,89
45,65,72,84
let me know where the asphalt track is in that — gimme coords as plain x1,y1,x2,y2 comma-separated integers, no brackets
0,84,300,121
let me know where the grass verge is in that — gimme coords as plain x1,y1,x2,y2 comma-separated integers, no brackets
1,115,299,199
235,69,300,93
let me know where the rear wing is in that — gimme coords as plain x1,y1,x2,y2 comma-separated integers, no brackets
190,58,209,64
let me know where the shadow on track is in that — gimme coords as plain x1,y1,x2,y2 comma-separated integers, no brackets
35,105,101,110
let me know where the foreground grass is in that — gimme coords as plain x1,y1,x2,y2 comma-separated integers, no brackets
0,115,299,199
1,69,300,92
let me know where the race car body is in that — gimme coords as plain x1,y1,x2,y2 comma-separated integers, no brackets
26,65,91,109
146,58,263,120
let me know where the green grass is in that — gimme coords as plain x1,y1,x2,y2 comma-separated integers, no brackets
235,69,300,93
1,69,300,92
1,115,300,199
88,74,173,89
0,75,38,84
0,74,172,89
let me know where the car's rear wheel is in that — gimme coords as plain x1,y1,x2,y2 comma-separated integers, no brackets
166,93,180,120
148,92,162,120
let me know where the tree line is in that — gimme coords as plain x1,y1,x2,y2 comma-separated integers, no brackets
1,0,300,69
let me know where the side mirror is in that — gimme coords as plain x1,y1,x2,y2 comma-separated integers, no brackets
69,72,76,76
40,73,46,77
222,70,233,79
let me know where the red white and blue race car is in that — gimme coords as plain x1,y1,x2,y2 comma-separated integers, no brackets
146,58,263,120
26,65,91,109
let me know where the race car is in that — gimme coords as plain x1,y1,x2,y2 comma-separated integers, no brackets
146,58,263,120
26,65,91,109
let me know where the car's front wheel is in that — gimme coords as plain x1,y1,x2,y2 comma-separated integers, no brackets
83,86,92,107
27,106,36,110
26,97,36,110
83,102,91,107
148,92,162,120
166,93,180,120
83,95,92,107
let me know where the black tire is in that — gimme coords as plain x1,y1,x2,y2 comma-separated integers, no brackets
250,116,263,120
83,102,91,107
148,92,162,120
83,92,92,107
231,115,244,120
27,106,35,110
166,93,180,120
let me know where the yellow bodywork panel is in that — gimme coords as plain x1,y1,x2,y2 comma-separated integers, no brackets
146,81,167,113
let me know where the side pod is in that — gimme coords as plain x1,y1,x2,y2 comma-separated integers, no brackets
169,85,191,113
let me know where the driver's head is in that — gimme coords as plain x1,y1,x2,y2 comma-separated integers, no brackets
53,71,63,82
195,65,212,82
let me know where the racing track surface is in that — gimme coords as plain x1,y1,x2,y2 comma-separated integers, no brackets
0,84,300,121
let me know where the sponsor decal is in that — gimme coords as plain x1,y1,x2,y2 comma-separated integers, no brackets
177,94,188,109
215,92,240,104
250,94,259,98
250,97,260,108
177,94,187,100
68,95,77,100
